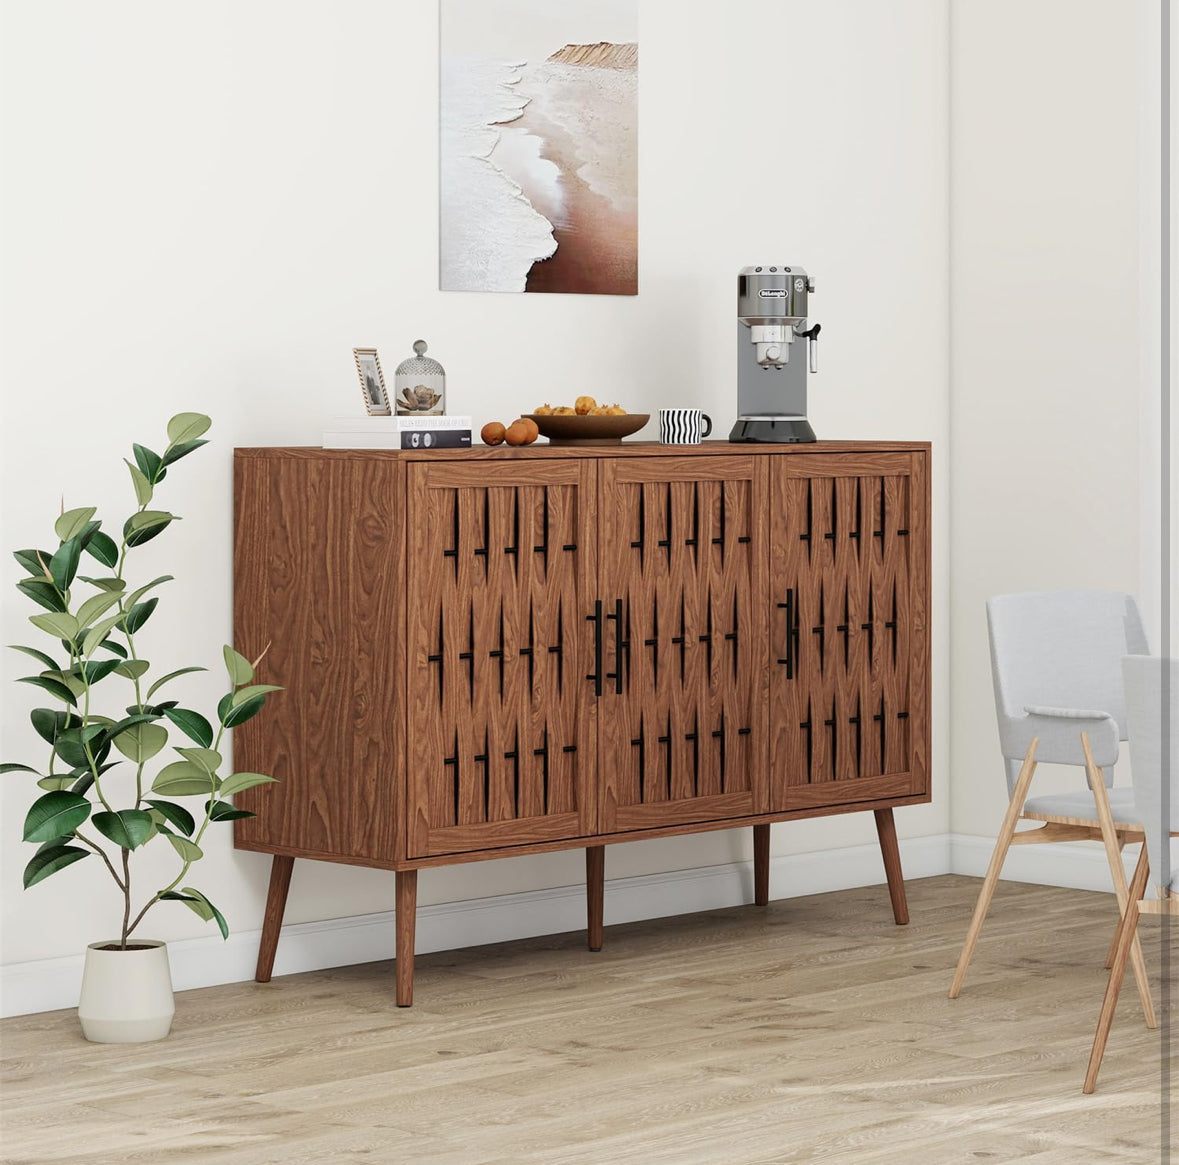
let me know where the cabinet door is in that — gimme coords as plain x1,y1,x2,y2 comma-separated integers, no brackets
406,460,598,857
769,452,930,811
598,456,770,832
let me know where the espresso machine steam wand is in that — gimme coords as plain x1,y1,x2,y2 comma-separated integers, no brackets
728,265,820,443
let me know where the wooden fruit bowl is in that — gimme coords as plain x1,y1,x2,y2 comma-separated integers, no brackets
526,413,649,446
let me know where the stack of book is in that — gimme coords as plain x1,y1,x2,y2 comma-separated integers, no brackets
322,415,472,450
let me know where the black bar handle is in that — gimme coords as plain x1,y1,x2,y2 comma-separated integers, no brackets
776,587,796,678
586,600,603,697
605,598,624,694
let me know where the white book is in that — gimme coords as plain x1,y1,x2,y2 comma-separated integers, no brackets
323,415,472,450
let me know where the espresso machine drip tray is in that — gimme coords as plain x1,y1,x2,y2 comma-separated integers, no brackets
729,414,816,444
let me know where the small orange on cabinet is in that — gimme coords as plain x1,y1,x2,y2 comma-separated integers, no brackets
480,421,506,446
519,417,539,442
503,420,530,446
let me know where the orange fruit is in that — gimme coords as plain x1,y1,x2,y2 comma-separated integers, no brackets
575,395,597,416
503,421,529,446
481,421,506,445
519,417,539,442
553,406,576,416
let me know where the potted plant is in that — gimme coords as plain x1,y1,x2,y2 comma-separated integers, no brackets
1,412,280,1043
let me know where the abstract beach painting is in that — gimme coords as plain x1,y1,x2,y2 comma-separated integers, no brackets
440,0,637,295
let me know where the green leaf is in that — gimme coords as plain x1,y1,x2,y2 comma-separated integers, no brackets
36,776,75,791
121,598,158,635
123,575,173,609
53,723,108,769
8,644,61,670
124,459,154,505
176,746,221,775
166,834,203,862
82,613,125,656
123,511,175,549
113,722,168,762
207,800,254,822
29,612,79,641
217,692,266,729
92,809,155,850
96,637,128,659
230,683,283,707
133,443,164,482
161,438,209,467
16,578,67,613
23,845,89,888
222,645,254,686
107,711,161,737
163,707,214,747
16,675,77,705
1,762,39,775
217,771,277,797
145,799,195,836
23,791,91,842
79,658,122,685
55,507,97,543
113,659,150,680
83,531,119,568
76,591,122,629
166,412,212,445
47,539,81,591
146,666,206,699
178,885,228,939
13,549,53,577
151,760,215,797
78,575,125,593
30,707,78,745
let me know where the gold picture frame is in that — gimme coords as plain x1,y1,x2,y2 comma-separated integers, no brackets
353,347,391,416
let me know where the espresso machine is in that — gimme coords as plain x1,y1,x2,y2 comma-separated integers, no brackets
728,265,820,443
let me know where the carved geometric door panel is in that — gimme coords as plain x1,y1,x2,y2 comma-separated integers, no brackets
768,453,930,811
406,460,598,857
598,456,770,832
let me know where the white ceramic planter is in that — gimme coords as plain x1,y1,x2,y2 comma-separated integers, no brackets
77,939,175,1043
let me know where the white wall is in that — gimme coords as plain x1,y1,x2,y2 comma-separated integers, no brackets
0,1,950,985
949,0,1143,836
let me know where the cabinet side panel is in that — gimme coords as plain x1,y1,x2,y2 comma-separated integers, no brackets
908,450,932,799
233,453,400,862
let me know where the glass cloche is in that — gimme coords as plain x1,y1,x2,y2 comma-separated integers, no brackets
393,340,445,416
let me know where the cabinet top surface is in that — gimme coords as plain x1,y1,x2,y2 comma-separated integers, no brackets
237,440,930,461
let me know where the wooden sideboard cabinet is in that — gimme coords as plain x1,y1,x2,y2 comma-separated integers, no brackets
233,442,931,1004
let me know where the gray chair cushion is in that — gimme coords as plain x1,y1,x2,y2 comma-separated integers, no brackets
1023,786,1140,825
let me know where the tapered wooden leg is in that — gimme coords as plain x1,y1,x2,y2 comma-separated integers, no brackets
1083,737,1156,1029
1104,832,1129,969
949,740,1039,998
873,808,909,925
396,869,417,1007
255,855,294,983
586,846,604,952
1084,844,1152,1093
753,824,771,906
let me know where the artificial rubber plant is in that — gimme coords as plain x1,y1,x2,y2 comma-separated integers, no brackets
2,412,280,948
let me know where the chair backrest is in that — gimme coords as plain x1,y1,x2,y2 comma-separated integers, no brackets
987,591,1147,740
1123,655,1178,895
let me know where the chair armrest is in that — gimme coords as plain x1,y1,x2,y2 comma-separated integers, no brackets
1023,705,1114,721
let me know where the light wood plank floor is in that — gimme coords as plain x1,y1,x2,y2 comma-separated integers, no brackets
1,875,1174,1164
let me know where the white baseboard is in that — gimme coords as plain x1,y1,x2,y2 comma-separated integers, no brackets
2,830,1133,1019
0,834,950,1019
949,830,1139,891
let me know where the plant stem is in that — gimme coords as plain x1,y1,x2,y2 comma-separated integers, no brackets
120,848,131,949
73,829,125,892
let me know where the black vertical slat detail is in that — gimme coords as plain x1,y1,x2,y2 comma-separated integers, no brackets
634,715,647,804
673,592,687,686
446,729,460,825
850,694,863,778
534,488,550,569
813,583,826,673
713,479,728,567
862,585,876,663
731,591,740,682
851,476,863,546
428,607,445,701
877,695,887,770
664,712,673,801
645,591,660,688
551,604,564,694
510,725,520,819
713,709,727,793
687,711,700,798
701,599,714,674
825,696,838,778
838,580,851,671
444,492,460,572
802,698,813,782
630,486,646,569
685,481,700,563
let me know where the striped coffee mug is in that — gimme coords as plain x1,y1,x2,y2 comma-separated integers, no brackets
658,408,713,444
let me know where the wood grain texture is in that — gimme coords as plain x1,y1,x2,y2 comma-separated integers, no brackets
1,877,1167,1165
753,823,770,906
873,808,909,925
586,846,604,952
395,869,417,1007
254,855,294,983
233,453,402,864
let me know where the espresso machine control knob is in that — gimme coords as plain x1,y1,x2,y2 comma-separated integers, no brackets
765,345,782,363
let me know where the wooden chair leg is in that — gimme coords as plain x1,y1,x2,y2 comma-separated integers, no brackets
255,855,294,983
753,823,771,906
1083,737,1156,1030
949,739,1039,999
586,846,604,952
873,808,909,925
1104,832,1129,969
1083,845,1151,1093
396,869,418,1008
